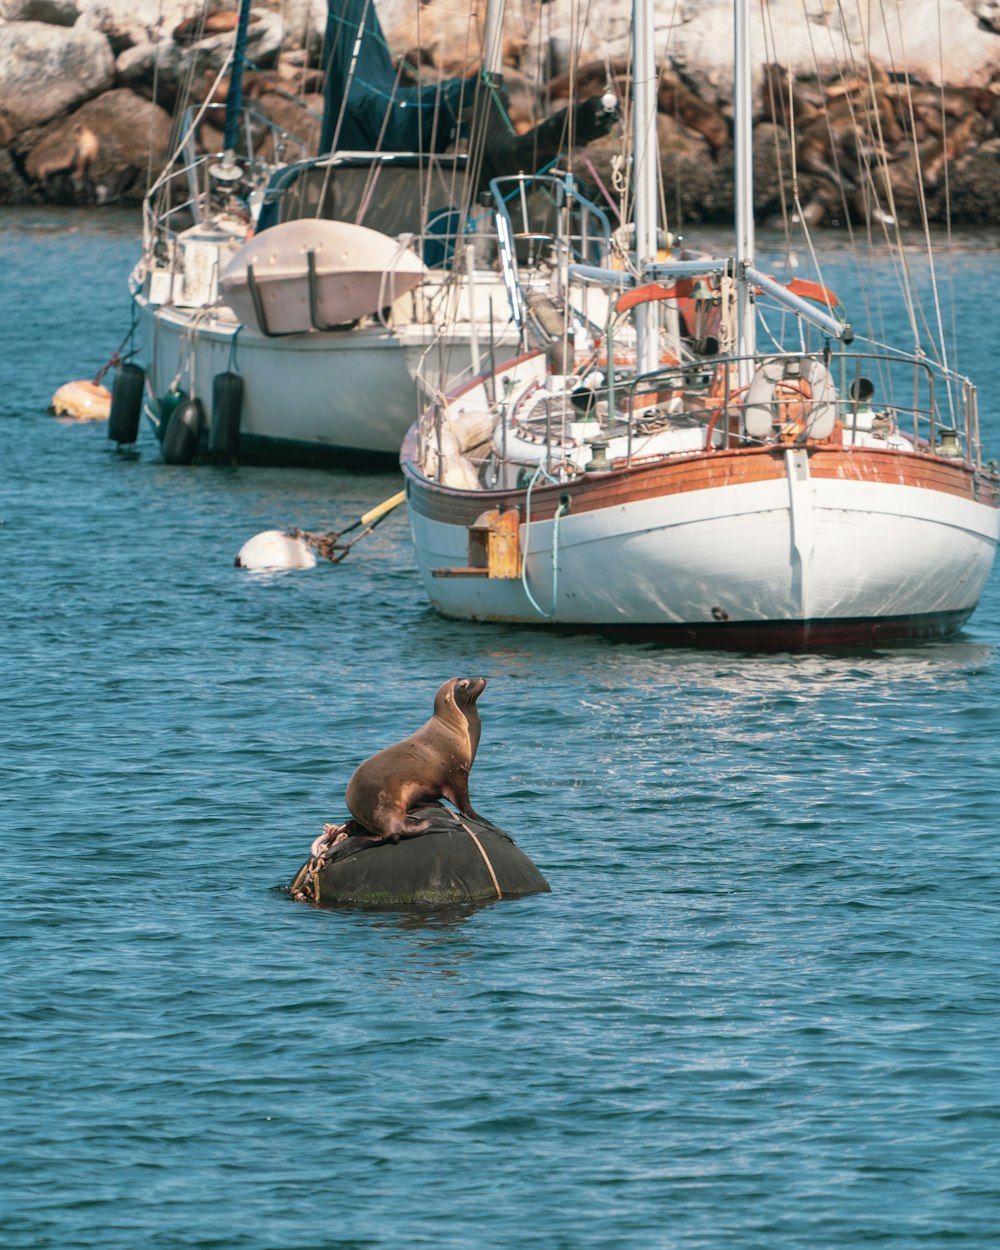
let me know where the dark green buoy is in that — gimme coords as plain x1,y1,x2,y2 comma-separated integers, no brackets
107,362,145,445
289,805,550,909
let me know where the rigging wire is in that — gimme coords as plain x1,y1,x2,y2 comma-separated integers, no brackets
936,0,960,378
875,0,956,417
655,0,685,241
758,9,798,281
146,0,166,199
866,0,939,351
794,0,897,401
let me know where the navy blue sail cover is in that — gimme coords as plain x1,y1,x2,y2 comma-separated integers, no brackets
320,0,470,153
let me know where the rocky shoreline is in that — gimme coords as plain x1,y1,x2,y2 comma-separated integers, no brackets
3,0,1000,226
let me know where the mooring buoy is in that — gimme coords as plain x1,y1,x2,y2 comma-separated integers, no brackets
235,530,317,570
289,805,550,909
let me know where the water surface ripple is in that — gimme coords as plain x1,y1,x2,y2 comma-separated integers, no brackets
2,210,999,1249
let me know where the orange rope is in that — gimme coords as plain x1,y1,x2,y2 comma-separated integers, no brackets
448,811,502,899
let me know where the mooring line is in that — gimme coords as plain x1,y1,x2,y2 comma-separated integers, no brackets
448,811,502,899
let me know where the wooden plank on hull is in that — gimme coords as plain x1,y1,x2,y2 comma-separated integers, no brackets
405,442,998,527
431,508,521,579
809,447,995,505
405,447,789,526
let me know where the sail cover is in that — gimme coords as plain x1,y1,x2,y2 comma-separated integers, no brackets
320,0,470,154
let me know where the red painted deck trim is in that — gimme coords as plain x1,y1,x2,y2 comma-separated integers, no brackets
401,428,998,528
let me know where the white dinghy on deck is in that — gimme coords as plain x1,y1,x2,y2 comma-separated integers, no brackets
219,218,427,335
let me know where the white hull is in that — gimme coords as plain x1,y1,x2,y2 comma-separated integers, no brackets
413,477,996,622
132,267,515,463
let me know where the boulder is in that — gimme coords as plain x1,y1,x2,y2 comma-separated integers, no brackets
275,0,325,54
24,88,172,203
253,89,323,160
0,147,37,205
115,10,284,111
75,0,204,52
977,1,1000,35
656,112,723,220
523,0,1000,102
0,20,114,131
115,40,192,111
0,0,79,24
947,136,1000,221
381,0,541,77
578,114,727,226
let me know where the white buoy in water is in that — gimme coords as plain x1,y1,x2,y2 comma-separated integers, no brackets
235,530,316,571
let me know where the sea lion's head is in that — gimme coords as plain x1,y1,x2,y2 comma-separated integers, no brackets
435,676,487,722
455,676,487,708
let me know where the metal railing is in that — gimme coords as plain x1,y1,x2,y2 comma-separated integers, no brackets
614,348,982,467
144,104,315,259
490,172,613,341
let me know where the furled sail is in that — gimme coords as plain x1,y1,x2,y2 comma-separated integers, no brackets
320,0,470,154
319,0,619,177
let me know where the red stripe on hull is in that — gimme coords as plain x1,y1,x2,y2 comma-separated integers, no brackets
453,608,975,652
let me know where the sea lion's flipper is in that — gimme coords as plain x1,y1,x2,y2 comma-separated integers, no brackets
398,813,434,838
440,774,477,815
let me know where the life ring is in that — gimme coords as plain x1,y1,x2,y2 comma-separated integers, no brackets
743,356,837,442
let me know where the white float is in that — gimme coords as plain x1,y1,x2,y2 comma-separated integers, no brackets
235,530,316,571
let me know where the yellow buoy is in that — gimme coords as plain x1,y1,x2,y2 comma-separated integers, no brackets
50,380,112,421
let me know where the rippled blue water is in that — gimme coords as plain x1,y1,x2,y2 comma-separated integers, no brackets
2,209,999,1249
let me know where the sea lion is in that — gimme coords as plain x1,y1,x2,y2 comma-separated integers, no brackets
759,63,822,129
656,71,729,153
173,10,260,44
919,111,986,189
345,676,487,843
547,58,631,107
32,123,99,190
70,124,99,190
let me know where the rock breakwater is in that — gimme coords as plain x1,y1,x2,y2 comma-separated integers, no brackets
1,0,999,225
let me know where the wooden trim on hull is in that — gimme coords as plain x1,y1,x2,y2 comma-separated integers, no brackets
402,432,998,527
809,447,1000,507
429,607,976,652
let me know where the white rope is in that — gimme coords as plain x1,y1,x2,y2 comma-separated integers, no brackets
146,46,236,202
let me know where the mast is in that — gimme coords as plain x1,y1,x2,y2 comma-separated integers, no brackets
482,0,505,77
633,0,659,374
211,0,253,183
222,0,253,159
733,0,756,374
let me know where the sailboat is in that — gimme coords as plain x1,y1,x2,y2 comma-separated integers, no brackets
123,0,617,465
400,0,1000,649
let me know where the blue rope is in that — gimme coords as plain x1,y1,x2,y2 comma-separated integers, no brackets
521,464,569,618
227,323,242,374
325,10,392,52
